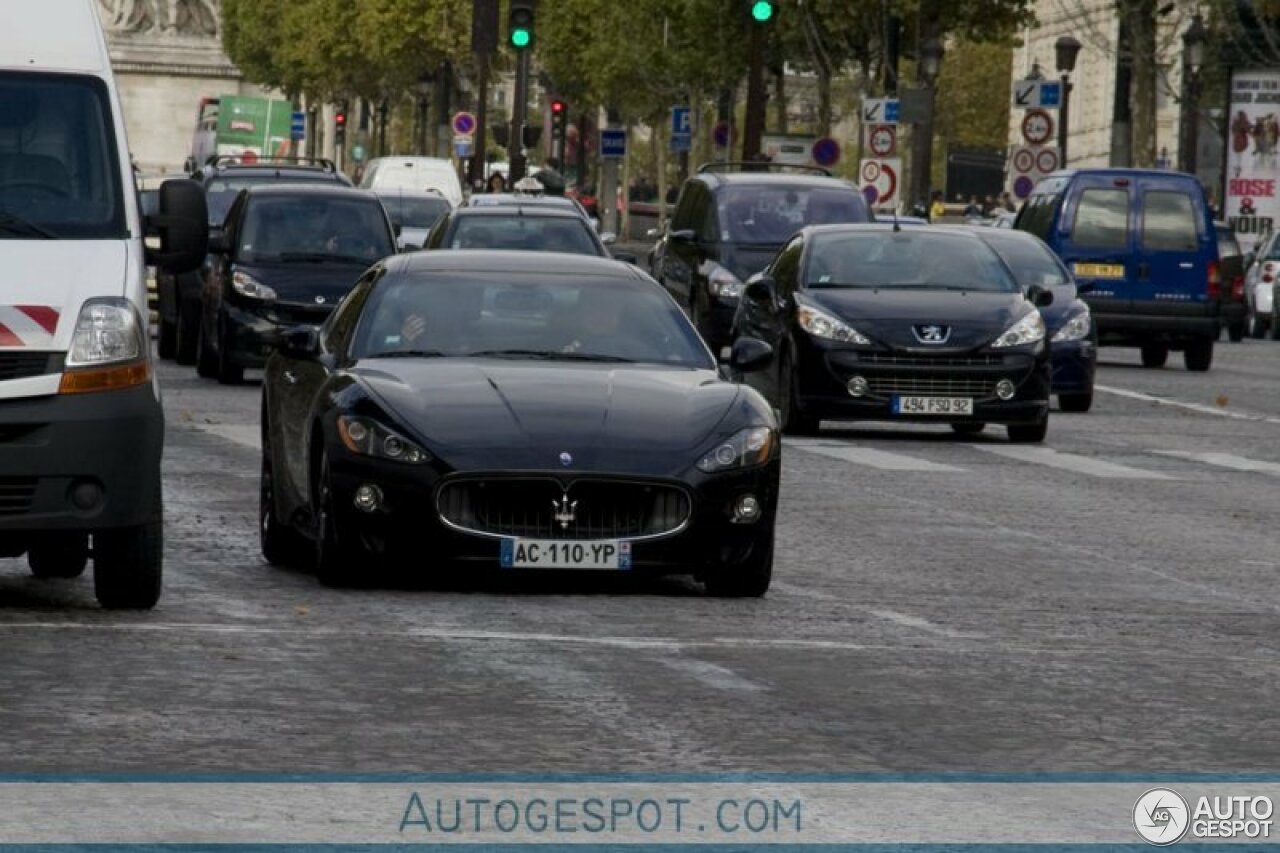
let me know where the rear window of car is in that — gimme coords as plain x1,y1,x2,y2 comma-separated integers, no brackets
1072,188,1129,249
450,215,600,255
1142,191,1199,251
717,185,869,244
980,235,1071,289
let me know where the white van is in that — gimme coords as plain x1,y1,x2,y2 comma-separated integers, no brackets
0,0,207,608
360,156,463,207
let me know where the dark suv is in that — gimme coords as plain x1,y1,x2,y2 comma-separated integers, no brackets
156,156,352,364
652,163,872,354
196,184,396,384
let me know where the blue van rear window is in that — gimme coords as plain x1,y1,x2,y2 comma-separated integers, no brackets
1072,189,1128,249
1142,191,1199,251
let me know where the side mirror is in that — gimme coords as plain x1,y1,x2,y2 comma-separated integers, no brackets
729,337,774,373
744,274,777,304
207,228,230,254
599,231,618,245
1027,284,1055,308
145,178,208,273
279,325,320,359
670,229,696,243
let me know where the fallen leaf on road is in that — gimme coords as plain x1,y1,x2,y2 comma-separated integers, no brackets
296,606,310,616
1216,394,1229,407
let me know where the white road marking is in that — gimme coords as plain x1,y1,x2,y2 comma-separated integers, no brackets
659,658,766,692
786,439,963,472
970,445,1174,479
1150,450,1280,477
196,424,261,450
866,608,975,639
1097,384,1280,426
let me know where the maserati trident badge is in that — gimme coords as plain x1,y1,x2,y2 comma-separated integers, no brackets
552,494,578,529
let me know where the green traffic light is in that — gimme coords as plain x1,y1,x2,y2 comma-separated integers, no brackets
511,28,531,48
750,0,774,22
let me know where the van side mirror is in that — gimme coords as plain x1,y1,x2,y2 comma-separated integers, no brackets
145,179,208,273
729,337,774,373
207,228,230,254
279,325,320,359
1027,284,1054,308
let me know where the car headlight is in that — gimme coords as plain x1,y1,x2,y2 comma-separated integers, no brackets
991,311,1046,348
705,263,745,300
232,270,278,302
797,303,871,344
337,415,432,464
1051,309,1091,343
65,298,146,367
697,426,775,473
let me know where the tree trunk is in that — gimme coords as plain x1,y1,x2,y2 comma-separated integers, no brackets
1127,0,1158,168
774,69,787,135
816,69,832,138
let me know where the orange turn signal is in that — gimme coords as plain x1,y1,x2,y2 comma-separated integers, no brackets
59,361,151,394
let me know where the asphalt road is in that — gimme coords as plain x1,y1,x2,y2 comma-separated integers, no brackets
0,340,1278,773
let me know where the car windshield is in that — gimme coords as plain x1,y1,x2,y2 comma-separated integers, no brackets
237,196,394,264
449,215,600,254
0,72,125,239
206,175,339,224
718,185,868,244
353,274,712,367
979,235,1072,289
381,195,451,229
804,231,1018,292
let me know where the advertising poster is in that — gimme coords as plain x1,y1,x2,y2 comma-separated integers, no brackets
1225,69,1280,250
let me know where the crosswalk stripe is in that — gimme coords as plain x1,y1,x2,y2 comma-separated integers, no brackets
970,445,1174,479
786,439,963,472
1151,450,1280,476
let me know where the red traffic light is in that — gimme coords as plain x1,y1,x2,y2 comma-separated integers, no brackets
551,100,565,114
335,113,347,126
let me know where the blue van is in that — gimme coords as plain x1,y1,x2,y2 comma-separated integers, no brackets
1014,169,1219,371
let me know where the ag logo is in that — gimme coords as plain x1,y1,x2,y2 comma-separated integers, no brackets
1134,788,1190,846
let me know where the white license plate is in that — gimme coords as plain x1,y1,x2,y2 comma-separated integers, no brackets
499,539,632,570
892,395,974,416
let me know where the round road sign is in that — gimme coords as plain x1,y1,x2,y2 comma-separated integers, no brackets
868,125,896,157
1013,175,1036,200
452,111,477,136
812,137,841,167
861,160,882,183
1036,147,1060,174
860,159,898,207
713,121,731,148
1013,148,1035,173
862,185,880,205
1021,109,1054,146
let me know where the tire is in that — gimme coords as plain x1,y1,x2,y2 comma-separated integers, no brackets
777,353,820,436
704,538,773,598
1228,322,1245,343
156,315,177,360
1184,339,1213,372
313,451,363,588
27,533,89,579
260,423,311,568
195,313,217,378
1007,417,1048,444
1140,343,1168,368
175,299,199,366
950,422,986,435
215,317,244,385
1058,392,1093,413
93,520,162,610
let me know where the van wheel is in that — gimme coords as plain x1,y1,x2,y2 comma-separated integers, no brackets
157,316,177,360
1140,344,1168,368
1007,417,1048,444
93,521,162,610
1184,339,1213,372
28,533,89,579
1058,392,1093,413
175,300,199,366
195,315,217,378
1228,321,1245,343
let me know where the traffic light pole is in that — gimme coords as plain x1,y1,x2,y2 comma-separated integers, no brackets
469,56,490,188
509,48,530,184
742,23,766,161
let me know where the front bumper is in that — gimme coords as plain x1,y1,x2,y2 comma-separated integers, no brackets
0,383,163,533
795,342,1051,425
325,450,781,577
1049,338,1096,395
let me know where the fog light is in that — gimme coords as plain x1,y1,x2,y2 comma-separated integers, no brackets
733,494,762,523
69,479,104,512
995,379,1017,400
353,484,383,513
846,376,869,398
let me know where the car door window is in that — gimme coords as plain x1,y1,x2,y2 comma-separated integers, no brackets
772,236,804,298
322,270,379,357
1142,191,1198,251
1072,188,1129,249
670,185,694,231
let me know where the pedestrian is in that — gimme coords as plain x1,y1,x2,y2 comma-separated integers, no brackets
486,172,507,194
982,194,998,217
1000,191,1016,212
963,195,982,219
928,190,946,223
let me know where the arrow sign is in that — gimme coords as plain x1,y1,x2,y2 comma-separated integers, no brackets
1014,82,1038,108
862,100,882,123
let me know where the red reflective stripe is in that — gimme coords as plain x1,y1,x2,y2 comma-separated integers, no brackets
0,324,23,347
14,305,58,334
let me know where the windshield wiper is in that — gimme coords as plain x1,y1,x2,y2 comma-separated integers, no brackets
470,348,634,362
0,212,58,239
365,349,448,359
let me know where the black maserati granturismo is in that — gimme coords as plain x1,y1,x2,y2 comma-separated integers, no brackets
259,251,781,596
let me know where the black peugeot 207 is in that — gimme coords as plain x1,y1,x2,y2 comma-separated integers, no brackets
732,224,1054,442
259,251,781,596
198,184,398,384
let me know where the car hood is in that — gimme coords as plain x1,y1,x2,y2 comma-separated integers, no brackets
351,360,741,475
235,260,371,306
805,288,1032,350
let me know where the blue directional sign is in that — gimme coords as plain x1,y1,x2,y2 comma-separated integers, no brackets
600,128,627,159
884,100,900,123
290,111,306,141
1038,81,1062,108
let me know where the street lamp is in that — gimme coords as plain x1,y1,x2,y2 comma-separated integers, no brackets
1179,13,1208,174
909,36,946,213
1055,36,1082,166
415,73,433,155
920,37,945,83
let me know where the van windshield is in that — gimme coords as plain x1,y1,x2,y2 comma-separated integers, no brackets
0,73,125,239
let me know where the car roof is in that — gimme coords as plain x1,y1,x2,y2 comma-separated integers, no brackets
1046,167,1203,182
450,206,588,220
201,165,348,183
242,183,380,201
375,188,451,200
468,193,576,207
800,223,989,239
387,249,645,279
696,172,860,192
